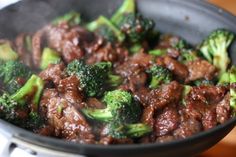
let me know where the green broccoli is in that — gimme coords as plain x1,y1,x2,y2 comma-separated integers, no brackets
217,66,236,112
178,49,198,64
193,79,215,86
40,47,61,70
26,111,44,130
87,16,125,42
11,74,44,106
107,122,152,139
146,65,173,89
218,66,236,85
67,60,122,97
117,13,155,43
82,90,141,124
199,29,235,76
0,75,44,126
52,11,81,26
0,42,18,61
0,61,32,94
111,0,135,25
149,49,167,57
172,38,189,50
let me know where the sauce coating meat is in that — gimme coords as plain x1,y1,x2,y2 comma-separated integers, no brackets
0,0,235,145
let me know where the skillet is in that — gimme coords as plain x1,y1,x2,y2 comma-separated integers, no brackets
0,0,236,157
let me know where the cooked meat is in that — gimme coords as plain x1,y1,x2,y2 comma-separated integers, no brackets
155,104,179,136
186,59,217,82
40,88,94,143
57,76,84,106
156,135,175,143
148,81,183,110
216,93,230,124
173,118,202,139
157,56,189,81
39,63,65,86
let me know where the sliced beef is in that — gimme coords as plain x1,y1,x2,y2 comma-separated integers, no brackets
155,104,179,137
40,88,95,143
202,108,217,130
157,56,189,81
45,23,90,63
15,34,33,67
156,135,175,143
173,118,202,139
186,59,217,82
189,85,227,105
134,87,150,107
148,81,183,110
86,98,105,109
39,63,65,86
216,93,230,124
57,76,84,107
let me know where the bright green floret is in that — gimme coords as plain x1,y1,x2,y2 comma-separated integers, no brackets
87,16,125,42
179,49,198,64
111,0,135,25
147,65,173,89
107,122,152,139
218,66,236,85
0,60,32,94
67,60,122,97
199,29,235,76
82,90,141,124
149,49,167,57
0,42,18,61
40,47,61,70
118,13,155,43
0,75,44,125
52,11,81,26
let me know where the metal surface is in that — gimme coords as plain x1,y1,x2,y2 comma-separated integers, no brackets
0,0,236,157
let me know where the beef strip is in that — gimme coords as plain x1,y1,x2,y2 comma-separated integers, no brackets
155,104,179,137
40,88,95,143
148,81,183,110
216,93,230,124
173,118,202,139
57,76,84,108
186,59,217,82
15,34,33,67
39,63,65,86
156,56,189,82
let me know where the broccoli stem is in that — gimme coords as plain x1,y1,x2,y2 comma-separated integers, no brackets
52,11,81,26
111,0,135,25
107,74,123,87
81,108,112,122
125,123,152,138
11,75,44,107
40,47,61,70
149,49,167,56
87,16,125,42
0,42,18,61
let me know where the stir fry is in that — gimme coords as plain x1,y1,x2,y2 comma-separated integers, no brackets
0,0,235,145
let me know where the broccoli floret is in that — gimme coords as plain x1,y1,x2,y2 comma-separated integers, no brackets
40,47,61,70
172,38,189,50
230,85,236,113
0,61,32,94
111,0,135,25
26,112,44,130
0,42,18,61
107,122,152,139
87,16,125,42
218,66,236,85
82,90,141,124
67,60,122,97
178,49,198,64
117,13,155,43
11,74,44,107
193,79,215,86
0,75,44,125
0,93,21,123
129,43,142,54
147,65,173,89
52,11,81,26
199,29,235,76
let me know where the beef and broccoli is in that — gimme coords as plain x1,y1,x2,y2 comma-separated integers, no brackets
0,0,235,145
